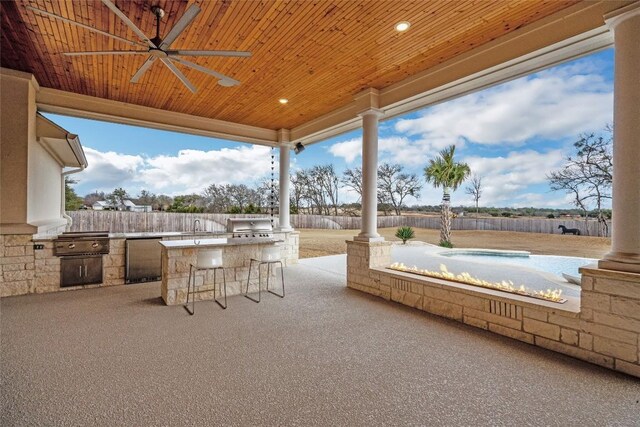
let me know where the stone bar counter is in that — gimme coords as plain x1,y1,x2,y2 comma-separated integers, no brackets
1,230,298,298
160,237,290,305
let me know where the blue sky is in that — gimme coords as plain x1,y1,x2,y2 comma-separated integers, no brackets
50,48,614,208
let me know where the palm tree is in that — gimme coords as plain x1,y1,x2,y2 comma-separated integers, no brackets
424,145,471,247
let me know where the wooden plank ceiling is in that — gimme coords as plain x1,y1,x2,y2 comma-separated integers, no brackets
1,0,579,130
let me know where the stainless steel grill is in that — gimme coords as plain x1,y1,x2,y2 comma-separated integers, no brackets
54,231,110,288
227,218,273,240
54,231,110,256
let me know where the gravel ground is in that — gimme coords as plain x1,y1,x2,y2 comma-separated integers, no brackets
298,228,611,259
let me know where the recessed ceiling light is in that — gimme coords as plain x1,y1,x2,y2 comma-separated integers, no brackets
395,21,410,32
279,98,289,104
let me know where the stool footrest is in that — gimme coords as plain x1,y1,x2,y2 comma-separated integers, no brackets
184,264,227,315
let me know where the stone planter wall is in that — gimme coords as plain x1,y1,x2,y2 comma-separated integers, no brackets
346,240,640,378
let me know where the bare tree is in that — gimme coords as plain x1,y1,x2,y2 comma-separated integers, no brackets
341,167,363,201
289,165,340,215
203,184,232,213
290,171,306,213
377,163,422,215
83,191,106,207
343,164,421,216
465,174,483,219
136,190,157,208
547,126,612,236
313,165,340,215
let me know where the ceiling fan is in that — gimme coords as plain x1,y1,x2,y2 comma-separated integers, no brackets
26,0,251,93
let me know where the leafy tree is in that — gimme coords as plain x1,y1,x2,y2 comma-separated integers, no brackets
465,174,483,220
106,187,128,209
64,177,84,211
424,145,471,247
155,195,173,211
167,194,204,213
547,126,612,236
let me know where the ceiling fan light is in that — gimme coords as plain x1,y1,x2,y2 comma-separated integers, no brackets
279,98,288,104
218,78,236,87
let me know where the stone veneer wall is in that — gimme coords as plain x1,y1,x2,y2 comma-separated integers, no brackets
0,234,126,297
161,231,298,305
1,232,298,298
346,240,640,378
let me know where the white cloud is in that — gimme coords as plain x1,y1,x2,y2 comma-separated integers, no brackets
328,136,430,166
394,64,612,147
74,145,273,196
328,138,361,163
139,145,272,194
74,147,144,192
456,149,566,207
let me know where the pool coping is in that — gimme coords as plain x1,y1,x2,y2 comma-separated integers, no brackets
438,248,531,257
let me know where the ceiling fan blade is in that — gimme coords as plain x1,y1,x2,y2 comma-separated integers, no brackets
131,56,157,83
26,6,146,47
167,50,252,58
159,4,201,50
100,0,156,48
64,50,148,56
170,57,240,87
160,58,197,93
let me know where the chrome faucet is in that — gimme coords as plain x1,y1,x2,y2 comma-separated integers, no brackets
193,219,201,245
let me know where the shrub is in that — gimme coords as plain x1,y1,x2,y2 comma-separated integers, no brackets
395,226,415,244
439,240,453,248
547,214,555,219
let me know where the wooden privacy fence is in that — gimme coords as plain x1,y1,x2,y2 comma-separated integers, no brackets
67,211,611,236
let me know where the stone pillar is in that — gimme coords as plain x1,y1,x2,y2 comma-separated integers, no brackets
277,129,293,232
600,3,640,273
355,109,384,242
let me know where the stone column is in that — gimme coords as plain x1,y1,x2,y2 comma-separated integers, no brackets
355,109,384,242
277,130,293,232
600,3,640,273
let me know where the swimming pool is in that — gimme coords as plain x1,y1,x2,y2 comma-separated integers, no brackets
391,245,595,299
439,250,596,277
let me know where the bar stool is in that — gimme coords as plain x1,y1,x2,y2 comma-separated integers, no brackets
244,245,285,303
184,249,227,315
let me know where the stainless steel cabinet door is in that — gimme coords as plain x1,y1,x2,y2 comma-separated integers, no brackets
60,257,85,287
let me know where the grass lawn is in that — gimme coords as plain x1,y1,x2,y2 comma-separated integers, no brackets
298,228,610,259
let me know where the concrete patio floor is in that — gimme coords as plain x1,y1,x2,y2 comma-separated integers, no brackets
1,258,639,426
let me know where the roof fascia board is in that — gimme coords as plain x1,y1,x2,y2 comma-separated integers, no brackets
36,87,279,146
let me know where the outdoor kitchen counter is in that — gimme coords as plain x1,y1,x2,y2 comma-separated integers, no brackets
159,238,282,249
160,238,285,305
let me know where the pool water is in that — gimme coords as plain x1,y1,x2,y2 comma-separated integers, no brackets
440,252,595,277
